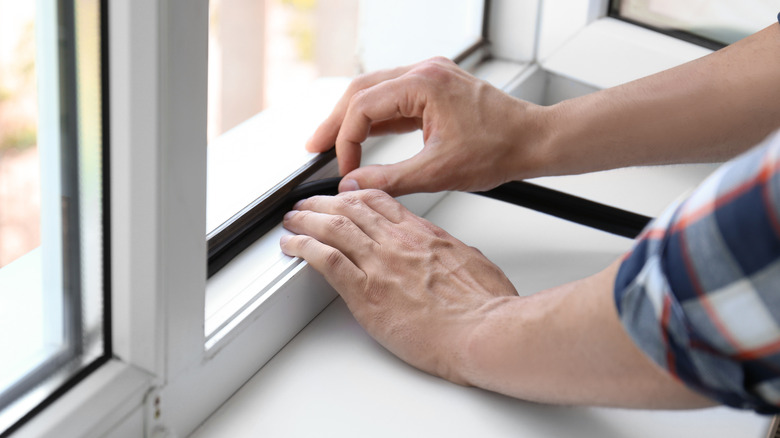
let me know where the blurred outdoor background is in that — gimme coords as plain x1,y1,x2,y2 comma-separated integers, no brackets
0,1,39,268
208,0,359,141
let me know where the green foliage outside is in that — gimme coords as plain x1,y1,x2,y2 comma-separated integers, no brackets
281,0,317,11
0,19,37,152
289,15,315,62
282,0,317,63
17,22,35,80
0,126,36,152
0,88,11,103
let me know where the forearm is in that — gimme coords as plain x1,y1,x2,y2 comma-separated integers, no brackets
459,260,715,409
521,23,780,179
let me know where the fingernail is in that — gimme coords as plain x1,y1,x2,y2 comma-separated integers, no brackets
293,199,305,210
284,210,298,221
280,235,291,246
340,178,360,192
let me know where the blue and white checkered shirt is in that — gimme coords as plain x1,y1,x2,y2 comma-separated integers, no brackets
615,129,780,414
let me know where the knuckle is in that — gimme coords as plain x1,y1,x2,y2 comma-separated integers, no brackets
412,59,451,82
355,188,391,205
293,209,312,222
328,214,353,233
371,168,394,193
469,245,485,257
429,55,453,65
349,72,374,91
298,196,317,208
335,193,362,209
430,226,450,240
429,235,455,252
349,88,371,109
412,225,453,249
361,188,391,200
323,247,343,270
296,235,314,250
362,278,386,305
417,217,448,238
284,235,312,256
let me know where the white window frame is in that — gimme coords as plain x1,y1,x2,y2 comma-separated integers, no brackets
10,0,730,436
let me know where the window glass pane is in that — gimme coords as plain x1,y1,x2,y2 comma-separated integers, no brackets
0,2,46,407
206,0,485,234
0,0,107,432
614,0,777,45
0,3,39,267
358,0,485,72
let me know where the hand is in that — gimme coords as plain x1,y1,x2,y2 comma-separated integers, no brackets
306,57,549,197
280,189,518,383
279,190,716,408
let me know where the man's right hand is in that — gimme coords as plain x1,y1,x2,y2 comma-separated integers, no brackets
305,57,550,197
307,22,780,197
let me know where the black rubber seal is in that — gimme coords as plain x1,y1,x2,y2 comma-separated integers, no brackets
207,176,341,277
207,177,653,277
475,181,652,238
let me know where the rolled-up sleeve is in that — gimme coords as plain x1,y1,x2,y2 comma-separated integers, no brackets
614,129,780,414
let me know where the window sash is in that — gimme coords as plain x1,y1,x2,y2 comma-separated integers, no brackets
608,0,725,50
607,0,777,50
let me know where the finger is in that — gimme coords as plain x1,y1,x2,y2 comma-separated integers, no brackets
340,148,440,197
350,189,410,223
283,210,378,263
335,76,426,176
306,116,341,153
301,190,409,224
280,234,366,298
292,193,395,236
306,65,415,154
368,117,422,137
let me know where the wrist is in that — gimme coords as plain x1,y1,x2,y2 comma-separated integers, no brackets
453,296,517,388
522,96,618,178
507,102,560,181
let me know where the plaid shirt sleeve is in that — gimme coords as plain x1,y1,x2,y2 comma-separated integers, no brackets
614,129,780,414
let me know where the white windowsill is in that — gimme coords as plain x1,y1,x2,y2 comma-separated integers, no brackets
542,17,712,90
193,175,771,438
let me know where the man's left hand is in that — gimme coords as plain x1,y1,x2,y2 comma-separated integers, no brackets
280,189,518,384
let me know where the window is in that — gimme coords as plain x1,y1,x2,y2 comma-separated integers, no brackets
8,1,773,437
0,0,109,435
610,0,777,48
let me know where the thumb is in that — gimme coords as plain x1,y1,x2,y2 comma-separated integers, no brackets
339,156,428,197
